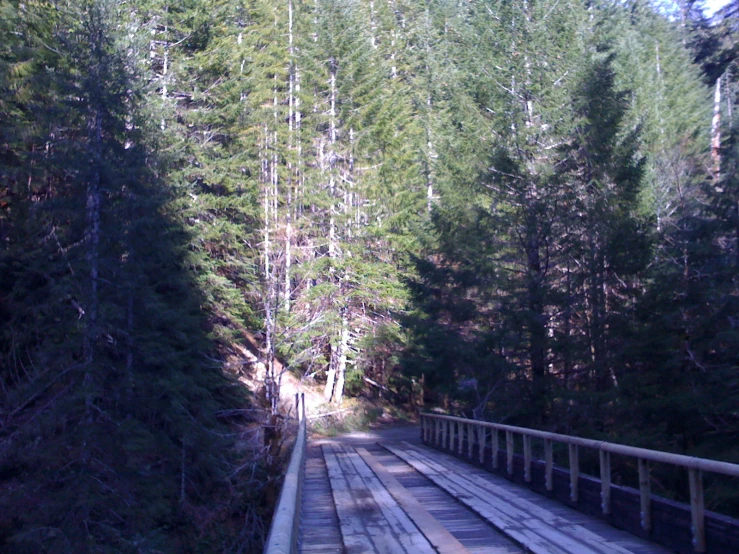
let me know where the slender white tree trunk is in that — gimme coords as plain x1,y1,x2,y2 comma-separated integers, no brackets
424,10,435,213
324,61,341,402
711,76,722,181
284,0,295,313
334,308,349,405
370,1,378,49
328,65,337,261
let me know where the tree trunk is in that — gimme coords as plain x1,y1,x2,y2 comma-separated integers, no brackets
526,224,548,424
324,354,336,402
334,308,349,405
324,60,341,402
711,76,722,181
83,107,102,426
284,0,295,313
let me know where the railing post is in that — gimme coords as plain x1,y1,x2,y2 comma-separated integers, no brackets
545,438,553,492
492,428,499,469
468,423,474,459
479,424,486,464
600,449,611,515
458,422,464,455
506,431,514,476
569,444,579,502
639,458,652,532
689,468,706,552
523,435,532,483
449,420,455,452
435,419,441,446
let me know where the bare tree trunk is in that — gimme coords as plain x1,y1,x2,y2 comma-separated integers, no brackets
262,121,279,415
334,308,349,406
160,5,169,130
563,260,573,390
269,71,281,414
328,64,337,261
125,220,135,405
424,9,435,213
711,76,722,182
388,0,398,78
527,241,547,385
334,127,354,406
324,59,342,403
284,0,295,313
296,64,303,218
83,108,102,426
324,357,336,402
323,65,338,400
370,1,378,49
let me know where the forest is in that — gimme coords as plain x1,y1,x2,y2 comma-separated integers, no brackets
0,0,737,551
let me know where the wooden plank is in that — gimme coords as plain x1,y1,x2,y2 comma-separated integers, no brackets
369,448,524,554
383,441,666,554
299,444,343,553
323,443,436,554
384,443,572,554
356,447,470,554
344,445,435,553
323,444,384,553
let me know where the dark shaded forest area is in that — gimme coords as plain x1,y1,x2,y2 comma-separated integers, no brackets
1,0,738,551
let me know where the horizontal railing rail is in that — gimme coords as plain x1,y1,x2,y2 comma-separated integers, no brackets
264,394,306,554
420,412,739,553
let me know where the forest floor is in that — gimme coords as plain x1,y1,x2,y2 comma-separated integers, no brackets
227,329,417,435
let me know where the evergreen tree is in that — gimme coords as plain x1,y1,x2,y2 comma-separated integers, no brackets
0,2,264,550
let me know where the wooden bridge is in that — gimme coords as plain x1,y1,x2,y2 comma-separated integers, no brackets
265,401,739,554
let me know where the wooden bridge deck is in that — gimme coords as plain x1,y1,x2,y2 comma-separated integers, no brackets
298,426,672,554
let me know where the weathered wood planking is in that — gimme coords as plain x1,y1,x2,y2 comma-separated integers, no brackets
355,446,470,554
323,443,436,554
298,444,343,553
383,441,671,554
302,426,502,554
369,447,523,554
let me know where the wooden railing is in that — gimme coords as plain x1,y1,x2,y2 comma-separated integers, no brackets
264,393,306,554
420,412,739,553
